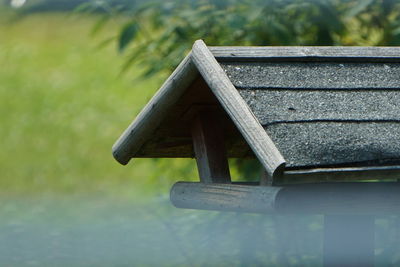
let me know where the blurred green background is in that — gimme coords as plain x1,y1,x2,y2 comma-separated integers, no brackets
1,0,400,266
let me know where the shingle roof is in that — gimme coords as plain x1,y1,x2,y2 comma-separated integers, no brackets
221,62,400,168
113,40,400,177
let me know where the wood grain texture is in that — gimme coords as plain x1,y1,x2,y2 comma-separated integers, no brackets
170,182,400,214
191,111,231,183
170,182,281,213
112,53,198,165
209,46,400,62
191,40,286,179
283,166,400,184
132,77,254,159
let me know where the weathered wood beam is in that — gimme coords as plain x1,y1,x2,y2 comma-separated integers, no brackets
283,165,400,184
171,182,280,213
260,170,281,186
191,111,231,183
112,53,198,165
208,46,400,62
191,40,286,179
170,182,400,215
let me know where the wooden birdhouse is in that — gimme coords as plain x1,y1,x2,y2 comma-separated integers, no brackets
113,41,400,265
113,41,400,266
113,39,400,214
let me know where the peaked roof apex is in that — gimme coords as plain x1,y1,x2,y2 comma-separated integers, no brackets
113,40,285,178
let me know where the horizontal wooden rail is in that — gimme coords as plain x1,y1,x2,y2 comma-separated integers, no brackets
283,165,400,184
170,182,400,215
208,46,400,62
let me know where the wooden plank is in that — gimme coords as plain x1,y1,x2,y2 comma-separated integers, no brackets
171,182,281,213
170,182,400,215
323,215,375,267
283,166,400,184
191,40,286,179
191,111,231,183
209,46,400,62
112,53,198,165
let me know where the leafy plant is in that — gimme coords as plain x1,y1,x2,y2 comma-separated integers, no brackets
81,0,400,78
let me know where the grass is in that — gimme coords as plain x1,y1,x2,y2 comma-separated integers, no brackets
0,12,198,198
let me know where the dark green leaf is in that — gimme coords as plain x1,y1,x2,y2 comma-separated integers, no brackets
118,22,139,53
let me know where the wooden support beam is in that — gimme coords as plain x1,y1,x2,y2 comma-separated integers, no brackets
208,46,400,62
191,111,231,183
260,170,274,186
260,169,284,186
283,165,400,184
171,182,280,213
191,40,286,179
323,215,375,267
170,182,400,215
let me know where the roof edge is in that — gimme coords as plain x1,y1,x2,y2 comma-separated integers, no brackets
209,46,400,62
191,40,286,178
112,52,198,165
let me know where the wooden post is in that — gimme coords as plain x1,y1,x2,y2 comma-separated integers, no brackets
323,215,375,267
260,169,284,186
191,111,231,183
260,170,274,186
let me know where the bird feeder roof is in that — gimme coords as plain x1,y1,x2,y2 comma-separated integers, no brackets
113,40,400,178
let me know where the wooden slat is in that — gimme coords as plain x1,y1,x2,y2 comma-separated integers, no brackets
191,111,231,183
191,40,286,179
283,166,400,184
209,46,400,62
171,182,281,213
170,182,400,215
112,53,198,165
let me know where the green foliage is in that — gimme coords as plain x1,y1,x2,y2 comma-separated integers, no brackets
85,0,400,77
118,21,138,52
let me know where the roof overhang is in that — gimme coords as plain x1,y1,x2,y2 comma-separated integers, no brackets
113,40,400,181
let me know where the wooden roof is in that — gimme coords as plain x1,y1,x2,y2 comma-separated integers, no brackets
112,40,400,178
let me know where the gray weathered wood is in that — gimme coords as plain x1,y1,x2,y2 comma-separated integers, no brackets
128,77,252,159
191,40,286,179
323,215,375,267
259,170,273,186
112,53,198,165
171,182,281,213
209,46,400,62
170,182,400,214
191,111,231,183
283,166,400,184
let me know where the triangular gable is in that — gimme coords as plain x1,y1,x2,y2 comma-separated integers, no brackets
112,52,198,164
112,40,285,179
